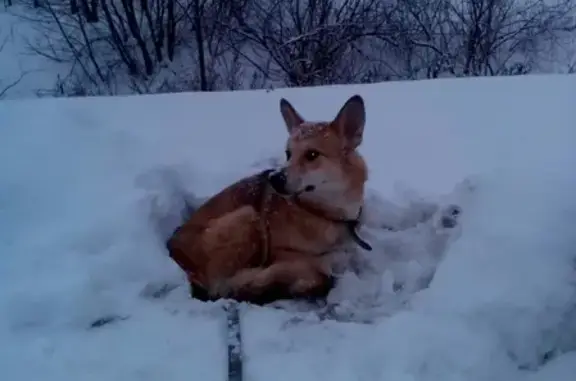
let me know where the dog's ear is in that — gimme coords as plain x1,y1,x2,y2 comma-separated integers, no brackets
333,95,365,149
280,98,305,133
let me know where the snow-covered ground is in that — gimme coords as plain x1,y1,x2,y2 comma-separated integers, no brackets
1,74,576,381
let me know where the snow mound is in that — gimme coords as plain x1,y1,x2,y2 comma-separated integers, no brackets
1,75,576,380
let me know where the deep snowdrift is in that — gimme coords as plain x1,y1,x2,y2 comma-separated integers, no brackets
1,75,575,381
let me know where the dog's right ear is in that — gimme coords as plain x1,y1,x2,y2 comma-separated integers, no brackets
280,98,305,133
333,94,365,150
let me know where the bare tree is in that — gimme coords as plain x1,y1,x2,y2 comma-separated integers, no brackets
388,0,576,79
14,0,186,95
226,0,399,87
8,0,576,95
0,27,29,99
169,0,252,91
15,0,251,95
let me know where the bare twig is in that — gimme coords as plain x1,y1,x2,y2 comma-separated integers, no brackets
0,71,29,99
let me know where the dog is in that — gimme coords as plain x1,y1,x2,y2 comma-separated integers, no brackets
167,95,372,305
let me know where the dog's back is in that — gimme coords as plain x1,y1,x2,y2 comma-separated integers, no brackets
167,171,270,295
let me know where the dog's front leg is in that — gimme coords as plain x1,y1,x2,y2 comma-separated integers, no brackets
211,259,333,304
246,259,333,302
210,267,272,301
269,259,334,298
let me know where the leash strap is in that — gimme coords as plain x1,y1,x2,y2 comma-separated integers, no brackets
257,169,274,267
225,301,243,381
346,219,373,251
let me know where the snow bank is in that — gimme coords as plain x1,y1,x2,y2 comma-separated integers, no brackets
1,75,575,380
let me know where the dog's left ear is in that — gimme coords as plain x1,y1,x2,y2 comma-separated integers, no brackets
333,95,365,149
280,98,305,134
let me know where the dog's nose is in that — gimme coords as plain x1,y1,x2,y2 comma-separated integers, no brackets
268,170,288,194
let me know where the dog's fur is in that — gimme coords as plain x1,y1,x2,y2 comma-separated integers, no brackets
167,95,369,305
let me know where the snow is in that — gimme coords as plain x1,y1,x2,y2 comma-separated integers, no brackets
1,74,576,381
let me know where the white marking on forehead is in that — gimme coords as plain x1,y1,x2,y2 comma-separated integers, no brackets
291,121,329,140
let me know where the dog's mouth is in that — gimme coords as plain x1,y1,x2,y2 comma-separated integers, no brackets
299,185,316,193
267,169,317,196
286,185,316,197
273,185,291,196
270,181,316,197
273,184,315,197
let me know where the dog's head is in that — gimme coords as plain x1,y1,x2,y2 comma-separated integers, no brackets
268,95,368,215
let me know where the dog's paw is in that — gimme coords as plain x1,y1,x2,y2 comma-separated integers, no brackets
438,204,462,229
289,278,320,294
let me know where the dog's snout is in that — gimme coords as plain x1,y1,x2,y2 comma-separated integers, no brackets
268,170,289,194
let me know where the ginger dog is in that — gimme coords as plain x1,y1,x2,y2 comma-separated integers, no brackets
167,95,372,305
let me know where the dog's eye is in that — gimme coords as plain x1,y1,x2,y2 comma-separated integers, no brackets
304,150,320,161
285,150,291,160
